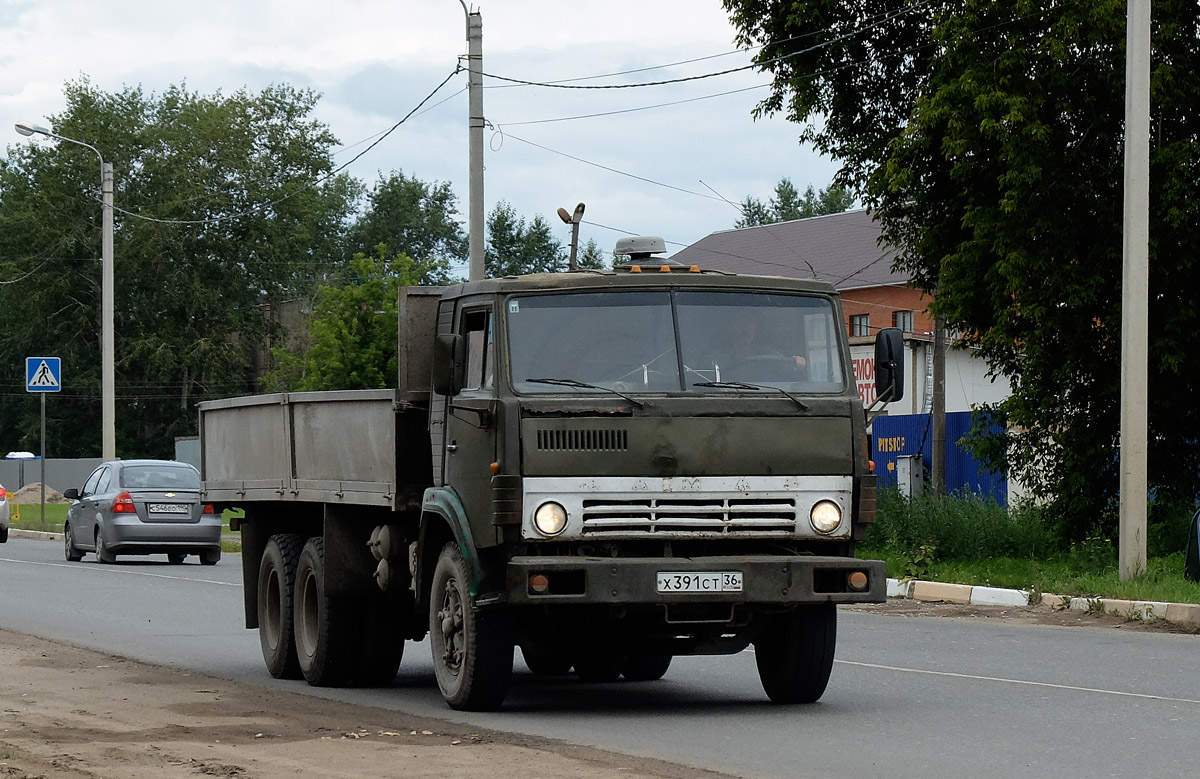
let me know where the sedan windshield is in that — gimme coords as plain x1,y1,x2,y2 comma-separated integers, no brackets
507,290,845,394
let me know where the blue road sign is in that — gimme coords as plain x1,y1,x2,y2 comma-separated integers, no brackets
26,357,62,392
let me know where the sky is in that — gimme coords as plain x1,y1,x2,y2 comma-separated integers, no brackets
0,0,840,277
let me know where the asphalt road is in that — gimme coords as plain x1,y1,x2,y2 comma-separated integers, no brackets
2,536,1197,778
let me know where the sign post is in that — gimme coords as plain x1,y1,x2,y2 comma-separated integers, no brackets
26,357,61,527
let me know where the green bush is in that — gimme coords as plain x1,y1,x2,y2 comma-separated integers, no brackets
864,488,1056,562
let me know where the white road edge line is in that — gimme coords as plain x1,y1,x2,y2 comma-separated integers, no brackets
837,659,1200,705
0,556,237,586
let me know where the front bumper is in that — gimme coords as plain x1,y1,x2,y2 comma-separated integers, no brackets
505,554,885,606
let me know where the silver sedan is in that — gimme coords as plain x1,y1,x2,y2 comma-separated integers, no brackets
63,460,221,564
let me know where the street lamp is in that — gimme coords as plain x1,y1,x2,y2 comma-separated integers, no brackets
557,202,585,271
15,121,116,461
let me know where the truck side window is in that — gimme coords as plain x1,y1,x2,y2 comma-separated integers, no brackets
462,309,493,392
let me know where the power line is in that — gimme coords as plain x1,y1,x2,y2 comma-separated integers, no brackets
104,66,463,227
480,0,937,91
499,132,725,203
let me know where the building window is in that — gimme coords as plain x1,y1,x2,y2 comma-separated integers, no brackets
850,314,871,337
893,310,915,332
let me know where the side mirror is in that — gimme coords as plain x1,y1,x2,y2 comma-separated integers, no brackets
63,488,80,501
874,327,905,404
432,333,465,396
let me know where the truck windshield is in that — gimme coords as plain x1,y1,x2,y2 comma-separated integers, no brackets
507,290,845,394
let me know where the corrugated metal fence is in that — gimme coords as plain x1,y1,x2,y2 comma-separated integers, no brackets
871,412,1006,504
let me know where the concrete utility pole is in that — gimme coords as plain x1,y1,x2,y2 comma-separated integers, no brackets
932,316,946,496
463,5,485,282
1119,0,1150,580
101,162,115,462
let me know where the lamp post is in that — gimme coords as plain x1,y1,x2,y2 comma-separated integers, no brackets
16,122,116,461
557,203,585,271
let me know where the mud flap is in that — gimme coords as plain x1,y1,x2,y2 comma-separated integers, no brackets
1185,509,1200,583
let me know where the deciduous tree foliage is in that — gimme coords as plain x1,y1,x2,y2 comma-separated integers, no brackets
724,0,1200,536
345,171,464,285
266,245,441,392
0,78,356,458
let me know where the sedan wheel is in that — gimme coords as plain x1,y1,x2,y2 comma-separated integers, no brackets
64,522,83,562
95,526,117,564
167,552,187,565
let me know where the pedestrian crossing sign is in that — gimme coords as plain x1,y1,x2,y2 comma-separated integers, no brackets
26,357,62,392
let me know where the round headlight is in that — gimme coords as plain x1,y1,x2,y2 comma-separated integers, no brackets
534,502,568,536
809,500,843,534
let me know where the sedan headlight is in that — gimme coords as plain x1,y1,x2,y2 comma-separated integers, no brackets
809,500,843,534
533,502,568,536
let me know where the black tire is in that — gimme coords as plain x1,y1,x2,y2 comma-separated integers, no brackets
258,534,305,680
521,645,572,676
573,650,625,683
429,542,513,710
64,522,83,561
95,526,117,564
0,525,7,543
622,653,672,682
167,552,187,565
293,537,350,686
200,549,221,566
754,603,837,704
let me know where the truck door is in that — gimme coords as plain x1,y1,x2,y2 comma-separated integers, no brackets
441,305,499,544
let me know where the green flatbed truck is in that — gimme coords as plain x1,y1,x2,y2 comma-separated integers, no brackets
199,239,904,710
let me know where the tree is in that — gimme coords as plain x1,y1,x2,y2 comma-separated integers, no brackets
0,78,356,458
577,238,609,270
735,178,855,227
723,0,1200,537
346,171,465,285
485,201,565,277
266,245,437,391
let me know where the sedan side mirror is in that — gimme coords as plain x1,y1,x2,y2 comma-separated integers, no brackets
63,488,80,501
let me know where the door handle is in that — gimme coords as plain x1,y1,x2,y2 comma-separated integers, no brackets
446,441,458,453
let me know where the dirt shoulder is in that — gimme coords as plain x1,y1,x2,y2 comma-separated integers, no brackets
0,630,734,779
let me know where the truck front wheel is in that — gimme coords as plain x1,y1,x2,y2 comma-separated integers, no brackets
753,603,837,704
429,543,513,710
258,534,304,680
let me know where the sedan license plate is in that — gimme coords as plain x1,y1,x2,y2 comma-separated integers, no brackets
656,571,743,593
149,503,189,514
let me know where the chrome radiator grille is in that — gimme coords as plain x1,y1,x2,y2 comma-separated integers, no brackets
580,496,797,536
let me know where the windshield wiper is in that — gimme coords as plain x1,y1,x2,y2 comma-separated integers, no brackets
692,381,808,411
526,377,646,408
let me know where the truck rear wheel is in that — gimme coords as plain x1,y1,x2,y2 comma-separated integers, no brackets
258,533,304,680
754,603,837,704
429,543,513,710
293,537,351,686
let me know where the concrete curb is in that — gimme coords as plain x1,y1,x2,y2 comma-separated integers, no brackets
887,577,1200,628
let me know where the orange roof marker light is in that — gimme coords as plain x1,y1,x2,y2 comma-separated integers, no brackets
614,236,668,273
660,265,672,273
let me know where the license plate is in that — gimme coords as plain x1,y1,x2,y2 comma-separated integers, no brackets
149,503,189,514
656,571,743,593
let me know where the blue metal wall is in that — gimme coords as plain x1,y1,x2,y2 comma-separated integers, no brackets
871,412,1007,504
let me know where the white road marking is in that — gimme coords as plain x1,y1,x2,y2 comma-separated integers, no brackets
837,659,1200,705
0,556,237,586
